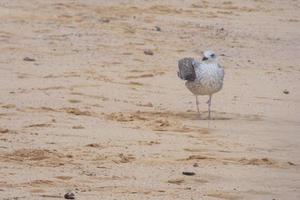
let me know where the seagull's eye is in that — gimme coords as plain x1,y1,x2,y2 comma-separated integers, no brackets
211,54,215,57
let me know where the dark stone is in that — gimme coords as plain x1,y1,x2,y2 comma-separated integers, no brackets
283,89,289,94
144,49,154,55
182,171,196,176
155,26,161,31
64,192,75,199
23,57,36,62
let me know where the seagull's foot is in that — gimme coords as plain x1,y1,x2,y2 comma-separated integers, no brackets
206,100,212,106
198,113,202,118
207,112,213,120
192,113,202,120
207,111,212,120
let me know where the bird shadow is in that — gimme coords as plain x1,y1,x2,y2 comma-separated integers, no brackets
180,112,232,121
134,110,262,121
189,111,262,121
133,111,228,121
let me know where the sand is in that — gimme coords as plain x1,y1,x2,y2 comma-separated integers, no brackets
0,0,299,199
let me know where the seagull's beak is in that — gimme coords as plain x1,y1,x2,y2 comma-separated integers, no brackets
202,57,208,61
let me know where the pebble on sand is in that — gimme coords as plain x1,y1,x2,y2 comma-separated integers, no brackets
155,26,161,31
182,171,196,176
64,192,75,199
283,89,289,94
23,57,36,62
144,49,154,55
0,128,9,133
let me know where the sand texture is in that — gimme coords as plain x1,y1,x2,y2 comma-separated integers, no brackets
0,0,300,199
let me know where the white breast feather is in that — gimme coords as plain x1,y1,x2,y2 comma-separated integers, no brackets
185,62,224,95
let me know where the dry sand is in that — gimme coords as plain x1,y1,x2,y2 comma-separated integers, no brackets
0,0,300,199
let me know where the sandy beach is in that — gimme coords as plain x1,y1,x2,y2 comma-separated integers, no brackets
0,0,300,199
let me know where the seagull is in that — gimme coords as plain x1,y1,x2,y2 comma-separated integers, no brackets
177,50,224,119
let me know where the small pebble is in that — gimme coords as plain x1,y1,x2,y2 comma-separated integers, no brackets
99,18,110,23
182,171,195,176
287,161,296,166
23,57,36,62
0,128,9,133
283,89,289,94
155,26,161,31
144,49,154,55
64,192,75,199
193,163,199,167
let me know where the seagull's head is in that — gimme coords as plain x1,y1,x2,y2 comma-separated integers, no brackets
202,50,217,63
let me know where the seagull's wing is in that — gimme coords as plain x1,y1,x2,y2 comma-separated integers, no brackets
177,57,196,81
217,63,225,81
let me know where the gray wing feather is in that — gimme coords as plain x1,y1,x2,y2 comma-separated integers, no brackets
177,57,196,81
217,63,225,81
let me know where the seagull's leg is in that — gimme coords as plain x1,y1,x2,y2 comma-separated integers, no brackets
207,95,212,119
195,95,200,114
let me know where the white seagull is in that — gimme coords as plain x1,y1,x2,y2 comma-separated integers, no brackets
177,50,224,119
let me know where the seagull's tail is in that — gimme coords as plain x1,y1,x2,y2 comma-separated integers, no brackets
178,57,196,81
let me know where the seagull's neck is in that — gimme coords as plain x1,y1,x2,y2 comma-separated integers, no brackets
203,60,218,65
